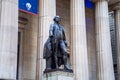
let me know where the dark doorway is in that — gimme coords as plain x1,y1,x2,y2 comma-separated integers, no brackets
16,30,23,80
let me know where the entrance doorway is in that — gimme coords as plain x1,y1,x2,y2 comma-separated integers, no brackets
17,29,24,80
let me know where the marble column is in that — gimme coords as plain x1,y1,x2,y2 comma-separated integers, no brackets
112,2,120,80
0,0,1,21
0,0,18,79
37,0,56,80
70,0,89,80
95,0,115,80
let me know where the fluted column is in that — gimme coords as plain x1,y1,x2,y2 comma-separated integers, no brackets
0,0,18,79
70,0,89,80
116,9,120,80
95,0,115,80
0,0,1,21
37,0,56,80
112,2,120,80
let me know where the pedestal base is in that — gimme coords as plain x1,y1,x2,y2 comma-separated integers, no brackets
43,70,74,80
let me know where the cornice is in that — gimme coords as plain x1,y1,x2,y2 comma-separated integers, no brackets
110,2,120,10
92,0,109,3
19,17,28,25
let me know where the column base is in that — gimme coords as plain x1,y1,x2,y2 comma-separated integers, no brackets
43,70,74,80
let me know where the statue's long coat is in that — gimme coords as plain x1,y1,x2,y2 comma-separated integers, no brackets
43,23,66,58
43,23,67,67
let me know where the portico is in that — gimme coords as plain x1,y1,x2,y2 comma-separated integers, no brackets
0,0,119,80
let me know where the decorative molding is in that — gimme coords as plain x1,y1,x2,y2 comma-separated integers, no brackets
92,0,109,3
111,2,120,10
18,17,28,25
109,1,120,11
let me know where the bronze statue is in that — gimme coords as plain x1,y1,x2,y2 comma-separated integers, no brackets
43,16,72,72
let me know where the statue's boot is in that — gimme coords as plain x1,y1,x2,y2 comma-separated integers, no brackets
63,55,73,71
45,67,52,71
45,58,52,71
55,63,59,69
54,55,59,69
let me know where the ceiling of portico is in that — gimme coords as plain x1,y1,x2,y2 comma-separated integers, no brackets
109,0,120,5
92,0,119,5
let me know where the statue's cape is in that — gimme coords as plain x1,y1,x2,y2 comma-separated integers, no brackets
43,38,52,59
43,38,65,59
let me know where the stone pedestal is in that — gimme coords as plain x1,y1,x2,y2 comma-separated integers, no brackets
43,70,74,80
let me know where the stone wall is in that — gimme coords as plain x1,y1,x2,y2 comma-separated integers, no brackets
85,7,96,80
18,12,38,80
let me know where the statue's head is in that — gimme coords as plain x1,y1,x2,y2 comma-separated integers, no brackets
53,16,61,22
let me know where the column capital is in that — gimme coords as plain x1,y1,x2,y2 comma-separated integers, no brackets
111,2,120,10
92,0,109,3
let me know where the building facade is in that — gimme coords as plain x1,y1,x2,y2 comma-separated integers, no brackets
0,0,120,80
